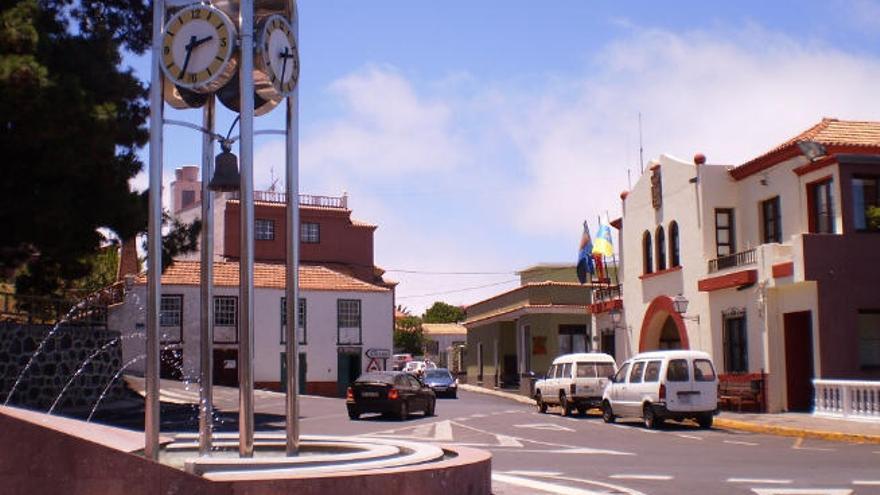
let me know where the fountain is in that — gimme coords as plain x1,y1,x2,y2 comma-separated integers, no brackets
0,1,491,493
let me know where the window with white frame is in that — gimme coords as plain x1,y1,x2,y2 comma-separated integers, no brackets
280,297,306,345
255,218,275,240
301,222,320,243
160,294,183,343
214,296,238,343
337,299,361,344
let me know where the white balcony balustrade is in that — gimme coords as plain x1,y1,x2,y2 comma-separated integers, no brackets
813,379,880,422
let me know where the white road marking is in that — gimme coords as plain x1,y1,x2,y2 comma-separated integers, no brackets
470,413,488,418
492,473,608,495
750,489,852,495
514,423,575,432
610,424,628,430
505,470,563,477
728,478,792,484
514,471,650,495
792,437,835,452
433,420,454,441
675,434,703,440
496,434,524,447
724,440,759,446
453,421,633,456
853,480,880,486
609,474,673,481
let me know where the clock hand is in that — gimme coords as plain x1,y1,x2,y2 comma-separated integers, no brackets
179,35,197,79
279,47,289,86
192,35,213,48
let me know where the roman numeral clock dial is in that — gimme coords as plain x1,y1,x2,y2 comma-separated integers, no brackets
160,5,237,94
257,15,300,99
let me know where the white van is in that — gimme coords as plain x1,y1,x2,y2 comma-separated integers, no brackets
601,350,718,429
534,353,617,416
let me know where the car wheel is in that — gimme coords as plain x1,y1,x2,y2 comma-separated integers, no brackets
602,401,615,423
398,401,409,420
697,413,713,429
560,394,572,417
643,404,663,429
450,390,457,399
425,399,435,417
347,407,360,420
535,392,548,414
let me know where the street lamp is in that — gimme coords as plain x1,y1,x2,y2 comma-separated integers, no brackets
672,294,700,323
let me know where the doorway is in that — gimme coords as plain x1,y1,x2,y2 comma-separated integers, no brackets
783,311,815,411
336,349,362,397
213,348,238,387
280,352,307,394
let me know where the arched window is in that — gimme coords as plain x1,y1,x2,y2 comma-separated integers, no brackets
669,221,680,268
643,231,653,274
656,226,667,271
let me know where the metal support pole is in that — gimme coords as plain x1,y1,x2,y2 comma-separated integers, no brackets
145,0,165,462
238,0,256,458
198,96,216,456
284,7,301,452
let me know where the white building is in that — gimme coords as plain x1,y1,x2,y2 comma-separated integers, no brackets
619,119,880,412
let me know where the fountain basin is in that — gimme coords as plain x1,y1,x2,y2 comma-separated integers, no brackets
0,405,491,495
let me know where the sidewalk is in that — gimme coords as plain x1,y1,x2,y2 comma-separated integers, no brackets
459,383,880,444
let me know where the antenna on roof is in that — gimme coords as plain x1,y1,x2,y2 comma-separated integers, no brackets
638,112,644,174
268,167,279,192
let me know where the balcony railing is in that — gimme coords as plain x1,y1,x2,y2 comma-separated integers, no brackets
708,248,756,274
232,191,349,209
593,284,622,303
813,379,880,422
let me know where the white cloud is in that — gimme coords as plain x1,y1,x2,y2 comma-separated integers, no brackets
248,24,880,313
503,25,880,236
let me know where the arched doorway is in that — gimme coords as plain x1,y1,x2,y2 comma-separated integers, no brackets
639,296,689,352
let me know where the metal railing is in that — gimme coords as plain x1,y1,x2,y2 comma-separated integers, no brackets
813,379,880,422
593,284,622,303
708,248,756,273
234,191,348,209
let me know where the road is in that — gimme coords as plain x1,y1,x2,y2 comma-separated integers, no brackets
138,381,880,495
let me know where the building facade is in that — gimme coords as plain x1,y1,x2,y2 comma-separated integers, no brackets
463,264,593,392
620,119,880,412
110,172,395,396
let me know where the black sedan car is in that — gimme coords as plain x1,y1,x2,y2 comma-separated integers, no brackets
346,371,436,420
423,368,458,398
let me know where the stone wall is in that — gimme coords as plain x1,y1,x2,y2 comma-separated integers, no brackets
0,323,124,412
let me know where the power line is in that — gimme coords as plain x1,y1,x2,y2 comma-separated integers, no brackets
386,269,516,275
396,279,520,300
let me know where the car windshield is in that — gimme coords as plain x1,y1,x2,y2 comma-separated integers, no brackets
425,370,452,380
355,372,395,384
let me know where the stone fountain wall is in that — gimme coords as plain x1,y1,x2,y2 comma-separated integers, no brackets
0,323,124,412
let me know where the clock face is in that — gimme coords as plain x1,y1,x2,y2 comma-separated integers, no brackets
161,5,237,94
258,15,299,97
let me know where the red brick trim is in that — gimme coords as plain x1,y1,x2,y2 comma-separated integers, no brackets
793,155,836,176
589,299,623,314
732,144,880,181
639,295,689,352
697,269,758,292
772,262,794,278
638,265,683,280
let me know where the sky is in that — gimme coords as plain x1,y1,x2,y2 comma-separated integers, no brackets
127,0,880,314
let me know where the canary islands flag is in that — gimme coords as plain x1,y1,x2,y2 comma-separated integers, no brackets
576,221,595,284
592,216,614,258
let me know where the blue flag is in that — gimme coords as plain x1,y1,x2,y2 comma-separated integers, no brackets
576,221,595,284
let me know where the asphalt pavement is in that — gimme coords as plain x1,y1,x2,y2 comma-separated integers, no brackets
121,378,880,495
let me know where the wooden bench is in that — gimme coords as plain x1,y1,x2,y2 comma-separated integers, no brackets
718,372,766,412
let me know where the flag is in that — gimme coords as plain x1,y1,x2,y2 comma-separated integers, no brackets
592,215,615,257
576,221,594,284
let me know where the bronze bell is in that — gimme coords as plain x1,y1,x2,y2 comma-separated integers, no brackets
209,148,241,192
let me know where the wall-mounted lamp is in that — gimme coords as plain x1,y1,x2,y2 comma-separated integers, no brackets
672,294,700,323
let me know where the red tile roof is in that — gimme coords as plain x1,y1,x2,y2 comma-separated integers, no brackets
134,260,390,292
731,118,880,180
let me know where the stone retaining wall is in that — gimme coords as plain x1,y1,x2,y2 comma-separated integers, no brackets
0,323,124,412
